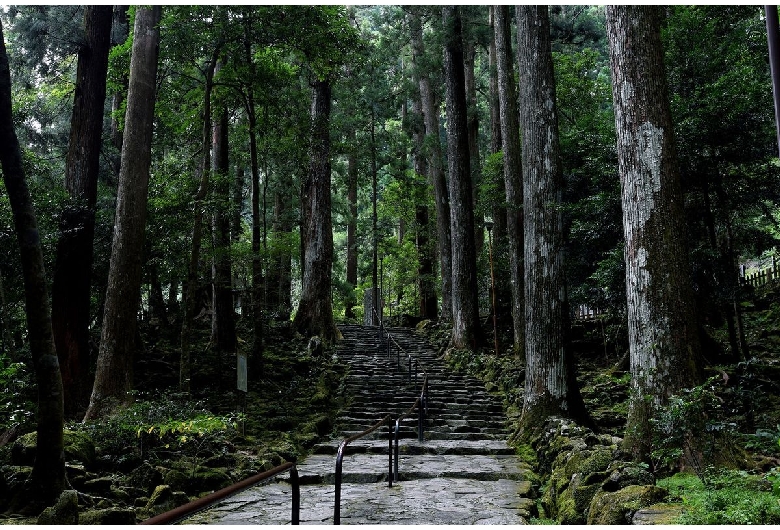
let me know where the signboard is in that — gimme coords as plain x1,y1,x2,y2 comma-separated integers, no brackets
237,352,247,393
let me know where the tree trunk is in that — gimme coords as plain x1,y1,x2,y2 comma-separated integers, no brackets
464,37,483,254
410,11,452,321
443,6,482,350
292,79,338,343
410,47,438,320
211,101,236,356
0,19,65,506
605,5,702,462
50,5,112,419
108,5,129,184
84,6,161,421
179,46,220,393
345,128,358,320
517,5,588,431
495,6,525,354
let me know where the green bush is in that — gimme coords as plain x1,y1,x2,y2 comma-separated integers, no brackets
659,471,780,525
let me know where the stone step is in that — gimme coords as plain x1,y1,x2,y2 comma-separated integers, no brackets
312,438,518,456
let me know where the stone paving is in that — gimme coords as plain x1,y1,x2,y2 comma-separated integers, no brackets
180,325,534,525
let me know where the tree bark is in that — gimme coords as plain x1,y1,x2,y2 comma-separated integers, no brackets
443,6,482,349
211,100,236,356
410,11,452,321
51,5,112,418
345,128,359,320
108,5,129,184
292,79,338,343
464,36,483,254
517,5,588,431
84,6,161,421
605,5,702,462
495,6,525,354
0,18,65,506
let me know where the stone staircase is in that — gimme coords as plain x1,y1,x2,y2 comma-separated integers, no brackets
182,324,536,524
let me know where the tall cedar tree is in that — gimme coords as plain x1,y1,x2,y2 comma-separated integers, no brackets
84,6,161,420
517,5,588,431
0,19,66,507
410,10,452,321
494,5,525,354
605,5,702,461
443,6,482,349
293,78,339,343
51,5,112,418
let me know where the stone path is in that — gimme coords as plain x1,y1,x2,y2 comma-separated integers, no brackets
180,325,535,524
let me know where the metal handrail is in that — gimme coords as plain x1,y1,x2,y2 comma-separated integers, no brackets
334,414,393,525
139,460,300,525
393,374,429,482
386,331,423,383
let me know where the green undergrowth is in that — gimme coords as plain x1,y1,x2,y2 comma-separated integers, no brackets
658,471,780,524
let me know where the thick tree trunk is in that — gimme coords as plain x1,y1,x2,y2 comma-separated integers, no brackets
517,5,588,431
84,6,161,421
606,5,702,462
0,19,65,506
443,6,482,350
345,129,358,320
180,47,220,393
211,103,236,356
51,5,112,418
410,12,452,321
292,79,338,343
495,6,525,354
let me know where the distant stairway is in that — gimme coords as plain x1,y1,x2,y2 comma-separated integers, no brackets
183,324,536,525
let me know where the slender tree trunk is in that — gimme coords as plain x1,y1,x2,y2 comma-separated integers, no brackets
345,128,359,320
51,5,112,418
292,79,338,343
464,37,483,254
0,19,65,506
410,12,452,321
270,189,293,320
410,49,438,320
606,5,702,462
488,6,510,326
496,6,525,354
108,5,129,184
211,101,236,356
443,6,482,349
517,5,588,431
84,6,161,421
179,47,220,393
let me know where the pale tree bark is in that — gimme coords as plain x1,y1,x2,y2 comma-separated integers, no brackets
345,128,358,320
410,11,452,321
606,5,701,462
0,19,65,506
517,5,587,431
84,6,161,421
51,5,112,418
495,6,525,354
409,44,438,320
443,6,482,349
292,79,338,343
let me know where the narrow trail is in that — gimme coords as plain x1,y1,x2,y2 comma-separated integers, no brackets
182,324,535,524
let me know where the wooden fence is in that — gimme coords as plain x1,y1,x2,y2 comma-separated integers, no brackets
741,257,779,288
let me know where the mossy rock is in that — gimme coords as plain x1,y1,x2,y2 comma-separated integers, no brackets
79,507,136,525
631,503,684,525
123,462,163,495
11,430,96,469
37,489,78,525
587,485,668,525
602,462,655,491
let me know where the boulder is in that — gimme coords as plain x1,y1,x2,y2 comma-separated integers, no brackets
79,507,136,525
11,430,96,469
124,462,164,495
37,489,78,525
587,485,668,525
631,503,685,525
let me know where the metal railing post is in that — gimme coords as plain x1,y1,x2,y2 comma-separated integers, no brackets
388,420,393,488
334,441,346,525
291,463,300,525
393,419,400,483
